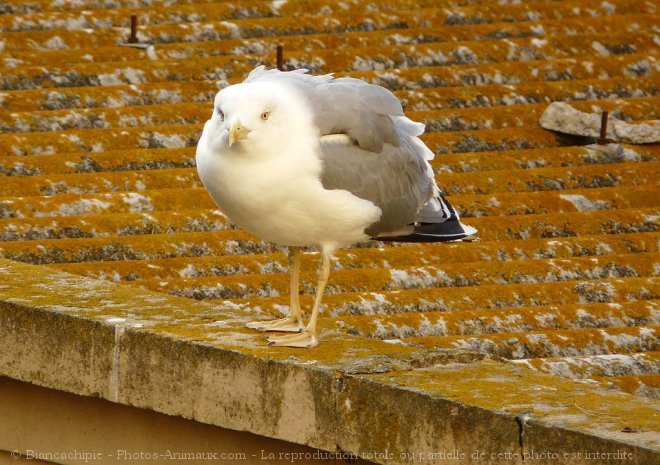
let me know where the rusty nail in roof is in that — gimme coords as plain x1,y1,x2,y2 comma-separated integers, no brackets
597,110,609,145
128,14,139,44
276,45,284,71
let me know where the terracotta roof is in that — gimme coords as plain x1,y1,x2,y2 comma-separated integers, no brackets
0,0,658,404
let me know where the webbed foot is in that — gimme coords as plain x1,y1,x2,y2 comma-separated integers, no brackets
246,316,304,333
267,330,319,348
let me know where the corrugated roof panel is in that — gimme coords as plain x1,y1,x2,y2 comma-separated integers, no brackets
0,0,658,403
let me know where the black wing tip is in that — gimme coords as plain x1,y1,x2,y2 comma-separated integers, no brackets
374,218,478,243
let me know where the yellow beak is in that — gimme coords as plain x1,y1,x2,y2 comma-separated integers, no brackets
228,120,251,146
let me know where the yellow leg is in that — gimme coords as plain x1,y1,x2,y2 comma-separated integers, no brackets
246,247,304,333
268,248,331,348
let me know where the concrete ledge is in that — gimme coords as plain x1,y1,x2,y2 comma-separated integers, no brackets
0,376,366,465
0,259,658,464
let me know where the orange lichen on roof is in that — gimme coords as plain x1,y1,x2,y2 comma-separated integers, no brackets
432,144,659,172
515,351,660,378
218,276,659,321
0,0,658,406
333,301,658,338
0,81,221,112
51,231,659,276
116,251,660,303
407,323,658,356
0,147,196,176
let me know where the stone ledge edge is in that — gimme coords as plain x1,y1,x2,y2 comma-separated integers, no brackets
0,259,657,464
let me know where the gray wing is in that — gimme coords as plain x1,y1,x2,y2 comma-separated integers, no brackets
318,134,436,237
245,66,416,152
246,66,440,235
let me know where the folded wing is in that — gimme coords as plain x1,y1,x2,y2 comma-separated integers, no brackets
245,66,439,236
245,66,427,153
318,134,435,237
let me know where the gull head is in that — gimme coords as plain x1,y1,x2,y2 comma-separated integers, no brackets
199,80,318,159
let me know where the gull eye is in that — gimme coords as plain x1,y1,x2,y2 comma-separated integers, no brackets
261,111,270,121
218,110,224,121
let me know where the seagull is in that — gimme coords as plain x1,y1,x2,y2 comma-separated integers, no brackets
196,66,477,348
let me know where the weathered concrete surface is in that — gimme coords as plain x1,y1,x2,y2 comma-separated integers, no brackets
539,102,660,143
0,259,658,464
1,376,370,465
